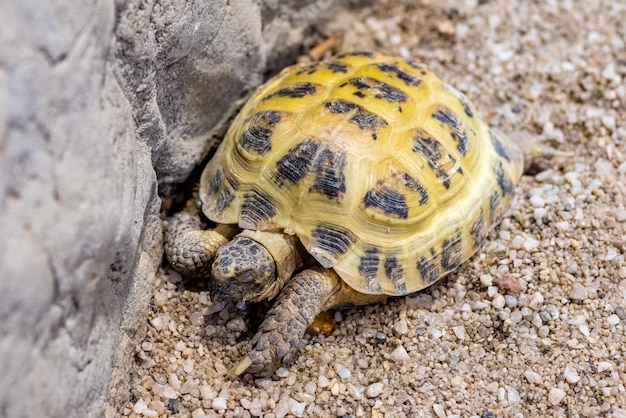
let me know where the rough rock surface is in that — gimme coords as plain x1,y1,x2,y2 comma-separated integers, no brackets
0,1,335,417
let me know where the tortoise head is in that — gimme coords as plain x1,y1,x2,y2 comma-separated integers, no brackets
210,236,277,303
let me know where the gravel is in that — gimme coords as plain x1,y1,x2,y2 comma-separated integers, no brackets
118,0,626,416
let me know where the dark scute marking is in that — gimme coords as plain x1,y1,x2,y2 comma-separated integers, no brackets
412,132,453,189
274,138,320,185
325,99,358,114
325,61,348,73
441,232,463,271
363,187,408,218
263,82,316,100
348,77,408,102
358,247,382,293
494,163,515,196
240,190,276,228
216,182,237,212
398,106,403,113
353,91,365,98
310,148,347,200
325,99,387,139
207,167,238,212
400,173,429,205
405,59,425,71
384,256,407,294
239,110,282,155
350,112,387,131
470,208,488,249
336,51,375,59
459,96,474,117
432,109,468,156
490,130,511,162
375,62,421,87
311,224,356,263
489,191,500,225
207,167,224,195
296,63,319,75
417,253,440,285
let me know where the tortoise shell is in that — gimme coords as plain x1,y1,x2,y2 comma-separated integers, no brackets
199,52,524,296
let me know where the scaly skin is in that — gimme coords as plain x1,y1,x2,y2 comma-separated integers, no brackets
230,266,386,377
163,211,237,278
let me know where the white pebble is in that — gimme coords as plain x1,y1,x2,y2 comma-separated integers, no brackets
568,315,587,326
452,326,466,340
366,382,385,398
492,294,505,309
394,319,409,335
211,397,227,411
200,385,214,400
607,314,620,326
505,295,518,308
549,388,566,405
274,398,290,418
510,310,523,323
190,311,204,326
183,358,194,374
134,398,149,414
555,221,570,231
318,375,330,388
524,370,542,384
289,398,306,417
168,373,181,391
226,317,247,332
570,283,588,300
433,404,446,418
523,237,540,252
191,409,206,418
529,195,545,207
508,386,521,403
161,385,178,399
249,398,263,417
335,363,352,379
564,364,580,384
480,274,493,287
390,345,411,361
275,367,289,378
430,328,443,339
181,379,198,395
150,317,164,331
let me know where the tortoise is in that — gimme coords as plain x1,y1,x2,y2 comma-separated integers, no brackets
164,52,548,377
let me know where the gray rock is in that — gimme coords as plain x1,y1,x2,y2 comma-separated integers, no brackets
0,0,338,417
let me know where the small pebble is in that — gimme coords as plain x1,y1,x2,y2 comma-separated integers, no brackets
492,294,505,309
390,345,410,361
549,388,566,405
212,397,227,411
507,387,520,403
288,398,306,417
366,382,385,398
564,364,580,384
452,326,466,340
607,314,620,326
570,283,588,300
394,319,409,335
524,370,542,384
335,363,352,379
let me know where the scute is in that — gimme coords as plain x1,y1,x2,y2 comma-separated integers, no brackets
199,53,524,296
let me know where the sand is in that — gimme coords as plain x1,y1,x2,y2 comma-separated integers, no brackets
121,1,626,416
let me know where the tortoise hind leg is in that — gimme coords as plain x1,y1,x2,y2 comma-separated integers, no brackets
230,266,386,377
163,211,237,278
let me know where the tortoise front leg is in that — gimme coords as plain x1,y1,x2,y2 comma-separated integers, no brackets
230,266,386,377
163,212,237,278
